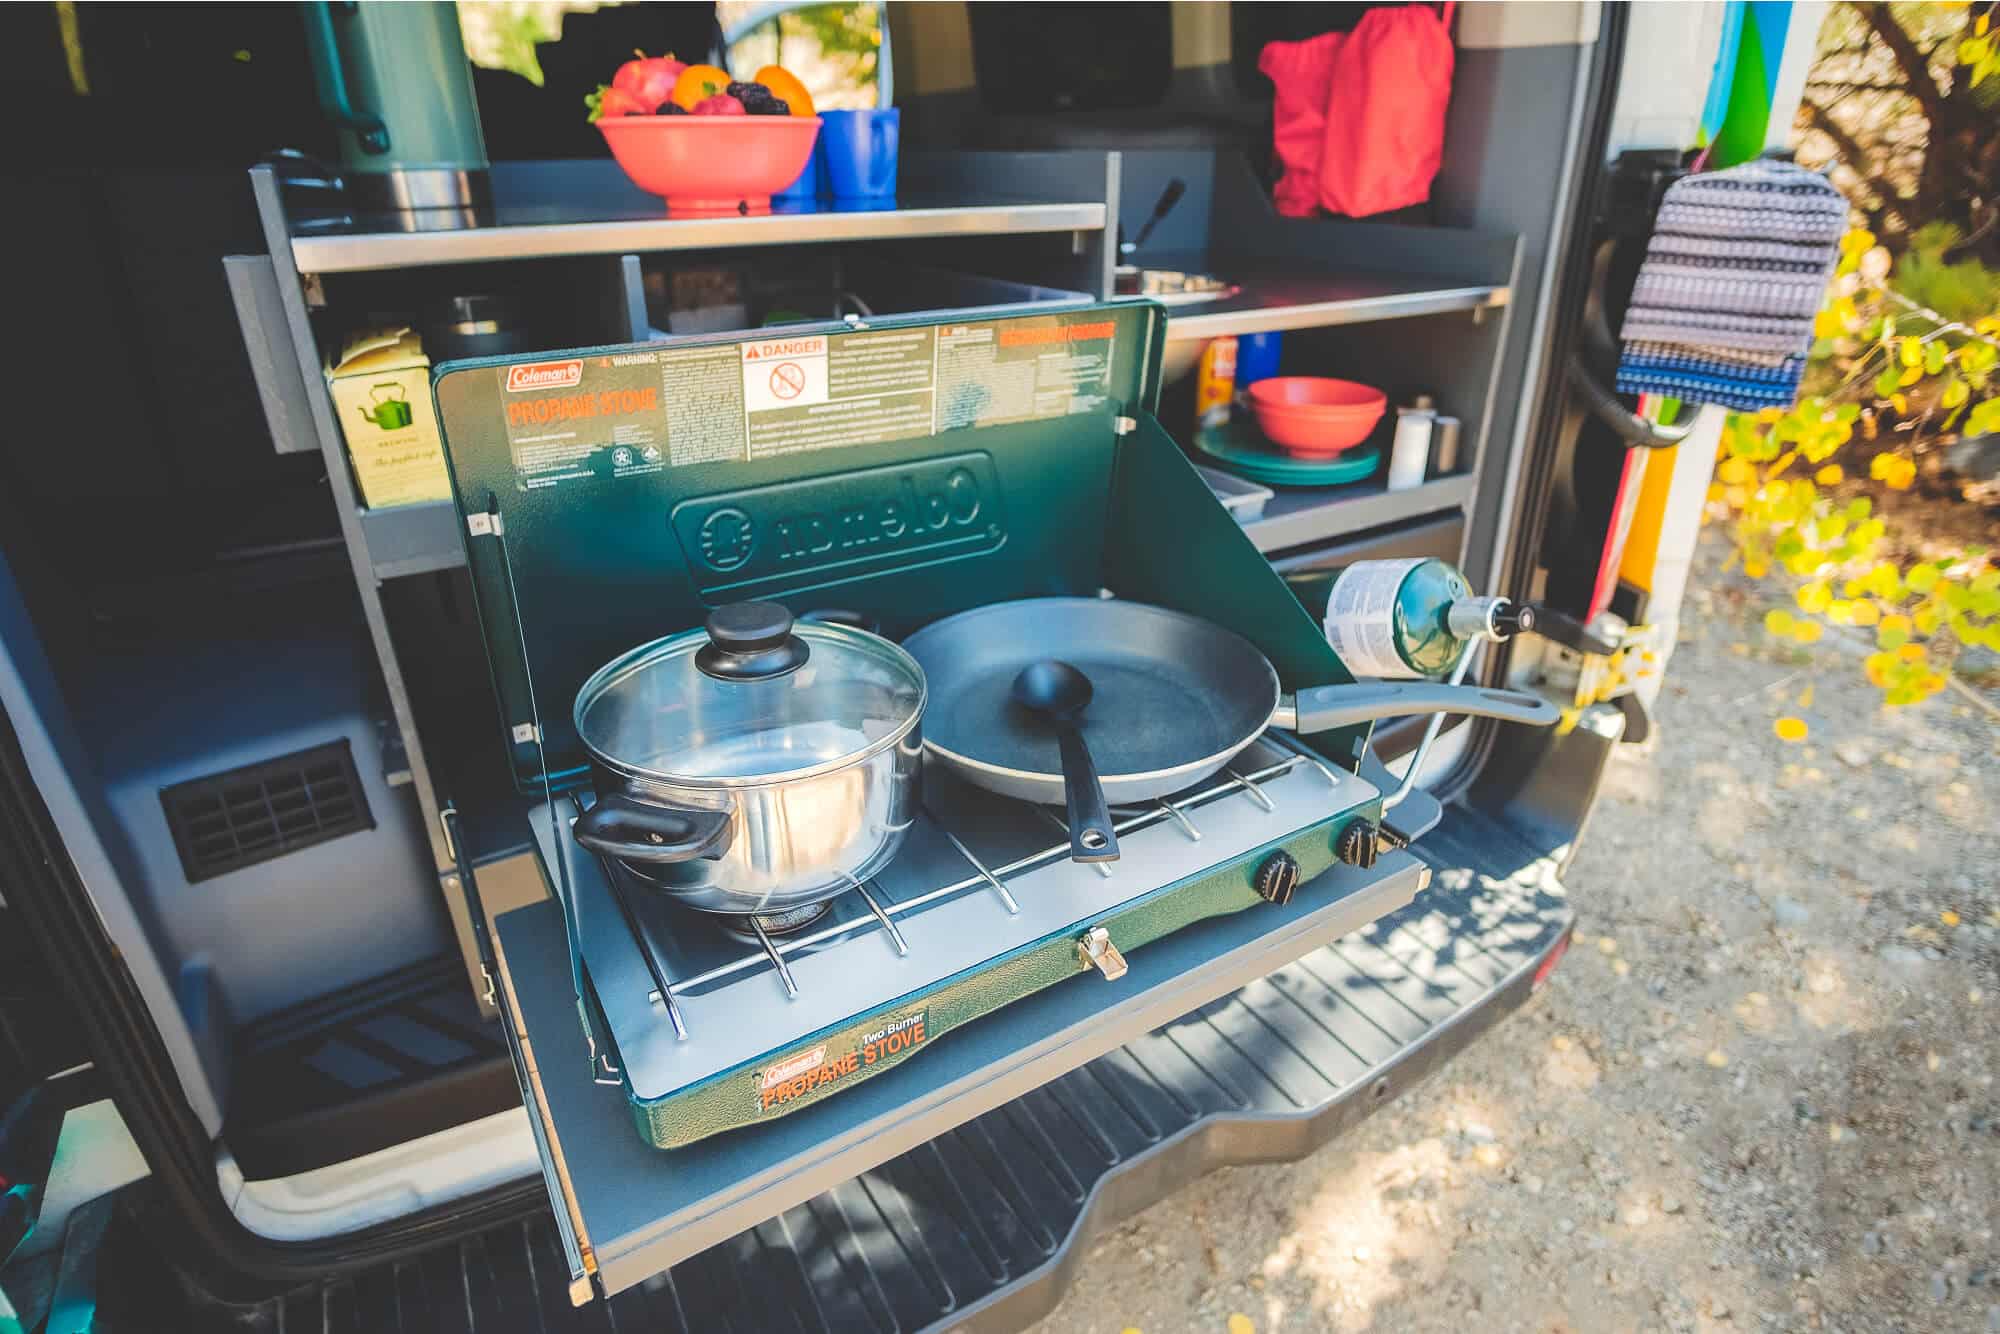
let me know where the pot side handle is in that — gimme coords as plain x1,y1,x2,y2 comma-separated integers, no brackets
572,793,734,864
1276,682,1561,734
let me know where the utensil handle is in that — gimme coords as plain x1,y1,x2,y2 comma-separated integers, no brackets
1279,682,1561,734
572,793,733,864
1056,725,1120,863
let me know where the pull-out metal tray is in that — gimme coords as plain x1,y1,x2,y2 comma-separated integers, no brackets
484,840,1428,1302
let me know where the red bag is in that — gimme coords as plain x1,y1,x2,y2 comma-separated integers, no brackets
1258,31,1345,219
1262,4,1456,220
1322,2,1456,217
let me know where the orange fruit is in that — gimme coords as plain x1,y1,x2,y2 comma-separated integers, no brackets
754,65,815,117
670,64,732,111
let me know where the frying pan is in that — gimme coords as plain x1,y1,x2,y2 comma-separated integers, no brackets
902,598,1558,805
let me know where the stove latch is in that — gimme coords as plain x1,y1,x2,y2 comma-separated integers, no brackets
1076,926,1129,981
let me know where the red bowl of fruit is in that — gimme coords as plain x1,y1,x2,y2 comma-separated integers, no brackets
591,56,821,214
1246,376,1388,455
600,115,820,213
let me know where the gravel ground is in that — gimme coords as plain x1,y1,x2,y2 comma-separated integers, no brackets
1029,531,1999,1334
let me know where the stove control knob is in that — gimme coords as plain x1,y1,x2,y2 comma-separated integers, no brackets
1337,823,1380,869
1253,851,1301,906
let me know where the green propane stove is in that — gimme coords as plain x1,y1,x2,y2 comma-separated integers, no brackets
429,302,1451,1293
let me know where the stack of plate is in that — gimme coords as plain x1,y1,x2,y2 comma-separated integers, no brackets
1192,417,1382,488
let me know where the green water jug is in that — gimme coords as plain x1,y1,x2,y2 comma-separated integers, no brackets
303,1,490,209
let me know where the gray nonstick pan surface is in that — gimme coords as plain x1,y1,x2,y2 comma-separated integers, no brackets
903,597,1560,806
902,598,1280,805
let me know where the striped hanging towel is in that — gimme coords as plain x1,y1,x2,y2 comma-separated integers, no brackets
1615,160,1848,413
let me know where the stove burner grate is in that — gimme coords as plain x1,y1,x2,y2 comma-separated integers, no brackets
715,900,833,942
576,732,1345,1036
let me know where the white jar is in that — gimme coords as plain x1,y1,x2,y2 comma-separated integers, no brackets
1386,403,1435,491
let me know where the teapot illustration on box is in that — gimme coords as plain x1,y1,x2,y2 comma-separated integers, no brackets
358,382,414,430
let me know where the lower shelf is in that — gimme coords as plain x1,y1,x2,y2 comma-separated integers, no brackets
1239,473,1475,554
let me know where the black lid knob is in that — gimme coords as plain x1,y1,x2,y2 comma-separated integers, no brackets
696,602,809,681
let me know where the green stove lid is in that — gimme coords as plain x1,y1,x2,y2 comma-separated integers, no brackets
432,302,1169,790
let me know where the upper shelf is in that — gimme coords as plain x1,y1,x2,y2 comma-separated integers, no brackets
1163,268,1508,342
284,159,1108,274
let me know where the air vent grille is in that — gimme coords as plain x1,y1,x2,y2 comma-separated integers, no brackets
161,740,374,883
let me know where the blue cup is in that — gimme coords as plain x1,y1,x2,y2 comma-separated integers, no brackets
774,134,828,202
821,108,899,199
1236,331,1283,387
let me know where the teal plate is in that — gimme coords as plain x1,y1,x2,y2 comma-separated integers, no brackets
1193,418,1383,487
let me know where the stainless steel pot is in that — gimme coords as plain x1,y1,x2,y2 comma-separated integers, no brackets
570,602,925,917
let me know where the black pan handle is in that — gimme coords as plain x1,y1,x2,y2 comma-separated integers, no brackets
572,793,733,864
1054,724,1120,863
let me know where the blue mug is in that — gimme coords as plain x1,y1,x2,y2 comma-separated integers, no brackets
821,108,899,199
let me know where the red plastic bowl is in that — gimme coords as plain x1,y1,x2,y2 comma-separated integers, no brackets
598,115,821,214
1247,376,1388,455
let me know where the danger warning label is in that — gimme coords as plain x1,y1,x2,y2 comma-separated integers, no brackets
740,335,828,413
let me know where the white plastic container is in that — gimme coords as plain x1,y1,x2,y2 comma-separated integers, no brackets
1385,401,1435,491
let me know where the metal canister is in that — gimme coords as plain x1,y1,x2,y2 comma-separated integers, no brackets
1429,412,1463,477
303,1,491,210
1285,557,1477,680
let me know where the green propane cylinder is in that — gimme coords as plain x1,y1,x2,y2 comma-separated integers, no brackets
1285,557,1509,680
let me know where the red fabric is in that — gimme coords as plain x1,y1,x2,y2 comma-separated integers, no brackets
1261,4,1457,221
1258,31,1344,218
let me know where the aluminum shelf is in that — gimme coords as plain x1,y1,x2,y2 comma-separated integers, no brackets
289,194,1106,274
1240,474,1476,554
358,501,464,581
1163,269,1509,343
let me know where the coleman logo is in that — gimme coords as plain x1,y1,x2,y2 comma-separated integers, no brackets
505,360,582,392
760,1046,826,1090
755,1011,929,1113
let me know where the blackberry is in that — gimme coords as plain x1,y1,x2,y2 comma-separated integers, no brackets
727,79,790,115
659,102,688,115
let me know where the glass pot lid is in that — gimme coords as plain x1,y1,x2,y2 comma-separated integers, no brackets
573,603,926,787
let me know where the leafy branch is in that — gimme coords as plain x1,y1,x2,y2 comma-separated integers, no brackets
1708,227,2000,708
